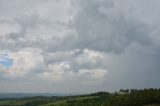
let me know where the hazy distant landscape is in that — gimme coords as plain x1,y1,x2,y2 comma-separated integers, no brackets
0,88,160,106
0,93,70,99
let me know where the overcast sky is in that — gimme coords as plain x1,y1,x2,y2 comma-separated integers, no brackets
0,0,160,93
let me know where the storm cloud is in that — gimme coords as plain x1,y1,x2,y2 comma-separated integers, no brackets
0,0,160,93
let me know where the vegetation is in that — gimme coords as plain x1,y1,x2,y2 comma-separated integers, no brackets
105,88,160,106
0,88,160,106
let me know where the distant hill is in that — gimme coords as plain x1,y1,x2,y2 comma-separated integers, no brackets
0,93,70,99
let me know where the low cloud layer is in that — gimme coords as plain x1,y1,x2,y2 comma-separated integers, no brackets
0,0,160,93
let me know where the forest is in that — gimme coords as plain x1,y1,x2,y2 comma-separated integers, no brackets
0,88,160,106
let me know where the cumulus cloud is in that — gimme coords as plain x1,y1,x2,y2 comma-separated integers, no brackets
0,0,160,93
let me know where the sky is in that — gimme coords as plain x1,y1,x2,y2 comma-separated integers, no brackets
0,0,160,93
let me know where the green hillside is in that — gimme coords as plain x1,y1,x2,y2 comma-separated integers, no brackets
0,88,160,106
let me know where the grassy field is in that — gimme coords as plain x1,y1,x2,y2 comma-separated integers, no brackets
0,92,108,106
40,96,99,106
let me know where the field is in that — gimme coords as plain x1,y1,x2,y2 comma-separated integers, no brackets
0,92,108,106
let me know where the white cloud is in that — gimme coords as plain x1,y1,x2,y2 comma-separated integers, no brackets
5,49,44,78
75,49,105,65
77,68,107,80
41,63,65,81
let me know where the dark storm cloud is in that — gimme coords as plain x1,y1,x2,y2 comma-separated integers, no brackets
71,0,153,53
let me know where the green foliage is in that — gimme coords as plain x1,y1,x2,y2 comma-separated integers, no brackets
105,88,160,106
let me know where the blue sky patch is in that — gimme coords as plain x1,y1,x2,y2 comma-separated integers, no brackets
0,57,13,68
